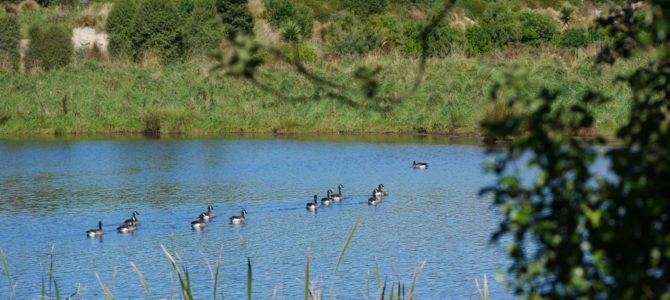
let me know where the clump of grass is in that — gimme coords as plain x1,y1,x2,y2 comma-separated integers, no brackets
142,111,161,136
474,274,489,300
334,217,360,272
160,244,194,300
0,248,15,300
18,0,39,13
77,14,97,27
43,246,80,300
130,262,151,298
94,272,115,300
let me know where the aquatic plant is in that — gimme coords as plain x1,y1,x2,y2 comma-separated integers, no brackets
0,223,489,299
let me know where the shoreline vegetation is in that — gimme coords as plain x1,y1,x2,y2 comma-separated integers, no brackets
0,53,642,137
0,0,647,137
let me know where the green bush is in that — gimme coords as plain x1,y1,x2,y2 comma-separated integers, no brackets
425,21,466,56
454,0,488,19
465,25,492,55
265,0,313,41
559,2,573,25
279,19,300,42
587,26,606,43
51,0,77,9
217,0,254,39
324,10,381,55
0,12,20,70
283,43,317,62
25,24,72,71
186,0,224,52
366,13,410,54
481,2,521,49
559,27,589,48
176,0,194,17
339,0,387,16
131,0,186,63
295,0,336,21
519,11,557,46
398,21,422,55
106,0,137,59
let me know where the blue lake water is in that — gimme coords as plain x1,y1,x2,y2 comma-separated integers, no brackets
0,135,510,299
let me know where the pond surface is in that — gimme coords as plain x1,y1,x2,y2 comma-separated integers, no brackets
0,135,509,299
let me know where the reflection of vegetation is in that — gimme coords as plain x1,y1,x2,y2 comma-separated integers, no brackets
481,1,670,298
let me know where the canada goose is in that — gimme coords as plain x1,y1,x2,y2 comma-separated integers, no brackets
375,184,388,197
124,211,139,226
368,190,381,205
306,194,318,211
203,205,216,220
117,223,137,233
413,161,428,169
86,221,103,237
331,184,344,201
321,189,334,205
230,209,248,224
191,213,207,230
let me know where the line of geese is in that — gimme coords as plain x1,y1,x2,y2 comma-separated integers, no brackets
85,184,380,237
87,160,428,237
306,183,388,210
86,207,248,237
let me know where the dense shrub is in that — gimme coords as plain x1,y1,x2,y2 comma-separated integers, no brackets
339,0,386,16
186,0,224,52
130,0,186,63
398,21,422,55
106,0,137,59
323,10,381,55
176,0,194,17
0,12,20,70
217,0,254,39
25,24,72,71
559,27,589,48
283,43,317,62
265,0,313,41
33,0,48,6
367,13,408,53
481,2,521,48
454,0,488,19
587,26,606,43
465,25,492,55
18,0,39,11
54,0,77,9
425,21,466,56
295,0,336,21
519,11,557,46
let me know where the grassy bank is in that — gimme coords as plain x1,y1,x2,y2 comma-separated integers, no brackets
0,52,641,136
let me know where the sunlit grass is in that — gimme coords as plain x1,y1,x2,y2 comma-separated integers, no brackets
0,54,642,136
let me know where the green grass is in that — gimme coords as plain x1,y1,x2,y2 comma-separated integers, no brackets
0,52,642,136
